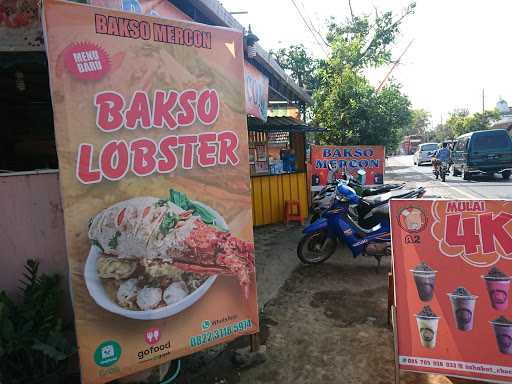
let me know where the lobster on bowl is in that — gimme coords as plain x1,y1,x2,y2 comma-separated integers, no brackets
85,190,255,320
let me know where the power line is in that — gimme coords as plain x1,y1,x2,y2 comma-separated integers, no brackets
299,0,330,48
290,0,328,56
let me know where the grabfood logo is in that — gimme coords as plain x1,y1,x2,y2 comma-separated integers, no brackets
137,327,171,361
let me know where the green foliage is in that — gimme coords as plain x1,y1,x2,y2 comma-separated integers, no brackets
271,44,320,91
0,260,75,384
310,3,415,150
406,109,431,136
314,72,412,149
325,3,416,70
445,109,500,137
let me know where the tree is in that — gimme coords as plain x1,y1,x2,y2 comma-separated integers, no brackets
324,2,416,70
271,44,320,91
445,109,500,137
408,109,431,136
432,123,455,142
313,3,416,150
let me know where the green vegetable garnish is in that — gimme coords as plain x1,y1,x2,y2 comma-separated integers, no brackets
91,239,104,251
168,189,227,231
159,212,179,236
108,231,121,249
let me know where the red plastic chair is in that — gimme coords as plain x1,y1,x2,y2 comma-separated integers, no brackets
284,200,303,225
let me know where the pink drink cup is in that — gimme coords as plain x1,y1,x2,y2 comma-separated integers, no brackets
483,276,511,311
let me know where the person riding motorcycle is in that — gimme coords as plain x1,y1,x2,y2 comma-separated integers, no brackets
431,142,451,173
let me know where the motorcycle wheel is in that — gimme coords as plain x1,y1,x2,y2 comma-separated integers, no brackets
297,231,337,264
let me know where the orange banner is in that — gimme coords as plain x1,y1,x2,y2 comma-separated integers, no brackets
88,0,191,20
244,61,268,121
391,199,512,382
42,1,258,382
310,145,385,186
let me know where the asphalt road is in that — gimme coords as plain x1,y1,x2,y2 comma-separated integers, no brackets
386,155,512,199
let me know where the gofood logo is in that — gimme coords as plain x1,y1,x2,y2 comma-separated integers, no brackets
432,201,512,267
137,327,171,360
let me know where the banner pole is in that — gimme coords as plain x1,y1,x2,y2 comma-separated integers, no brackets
387,271,394,327
391,305,400,384
250,333,260,353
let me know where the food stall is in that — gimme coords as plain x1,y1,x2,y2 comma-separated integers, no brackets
248,116,324,226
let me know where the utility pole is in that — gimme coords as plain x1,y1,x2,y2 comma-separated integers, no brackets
482,88,485,115
376,39,414,93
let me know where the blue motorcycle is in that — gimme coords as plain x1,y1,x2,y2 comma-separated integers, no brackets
297,182,425,267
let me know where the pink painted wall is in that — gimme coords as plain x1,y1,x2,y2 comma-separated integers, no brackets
0,172,68,296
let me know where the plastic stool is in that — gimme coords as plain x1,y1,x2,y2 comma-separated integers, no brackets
284,200,303,224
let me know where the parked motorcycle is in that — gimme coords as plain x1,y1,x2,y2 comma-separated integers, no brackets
310,179,405,223
298,182,426,268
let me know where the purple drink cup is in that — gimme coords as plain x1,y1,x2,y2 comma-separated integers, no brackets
448,293,477,331
411,270,437,302
491,318,512,354
483,276,511,311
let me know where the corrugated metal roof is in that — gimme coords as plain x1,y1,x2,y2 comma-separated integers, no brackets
247,116,325,133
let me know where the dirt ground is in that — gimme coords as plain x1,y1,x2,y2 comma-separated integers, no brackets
175,223,482,384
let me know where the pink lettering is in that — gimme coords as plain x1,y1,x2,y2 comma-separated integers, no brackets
100,140,129,180
197,89,219,125
76,144,101,184
197,133,217,167
130,138,157,176
125,91,151,129
178,135,198,169
95,92,125,132
153,90,178,130
177,90,197,126
218,131,239,165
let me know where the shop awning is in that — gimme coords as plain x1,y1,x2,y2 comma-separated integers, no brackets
248,116,325,133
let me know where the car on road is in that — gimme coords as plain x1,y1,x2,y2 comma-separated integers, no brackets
439,140,456,150
413,142,438,165
452,129,512,180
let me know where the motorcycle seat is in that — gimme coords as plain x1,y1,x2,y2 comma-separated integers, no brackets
361,189,413,207
361,183,403,196
369,203,390,221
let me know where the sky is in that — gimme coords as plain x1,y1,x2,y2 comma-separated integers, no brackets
220,0,512,126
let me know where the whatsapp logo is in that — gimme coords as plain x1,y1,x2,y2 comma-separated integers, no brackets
201,320,211,331
94,340,121,367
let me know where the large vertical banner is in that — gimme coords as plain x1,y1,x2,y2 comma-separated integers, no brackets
310,145,385,186
42,1,258,382
391,199,512,383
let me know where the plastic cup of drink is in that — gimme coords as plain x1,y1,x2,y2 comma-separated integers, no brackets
448,293,477,331
482,275,511,311
415,314,440,349
411,269,437,302
491,320,512,354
